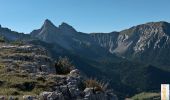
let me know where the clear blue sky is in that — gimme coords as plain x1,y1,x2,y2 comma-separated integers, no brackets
0,0,170,33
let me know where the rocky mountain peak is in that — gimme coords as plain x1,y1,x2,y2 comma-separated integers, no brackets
59,22,77,33
134,21,170,31
146,21,169,26
41,19,57,30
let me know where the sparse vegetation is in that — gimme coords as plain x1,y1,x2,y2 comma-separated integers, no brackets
131,92,160,100
54,56,74,74
85,79,109,92
0,42,58,96
0,36,5,42
10,40,24,45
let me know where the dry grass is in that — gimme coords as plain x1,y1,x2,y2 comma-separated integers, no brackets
85,79,109,92
131,92,160,100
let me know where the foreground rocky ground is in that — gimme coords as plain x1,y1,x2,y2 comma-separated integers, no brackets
0,42,117,100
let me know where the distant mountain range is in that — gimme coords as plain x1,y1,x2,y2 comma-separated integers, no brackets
1,20,170,99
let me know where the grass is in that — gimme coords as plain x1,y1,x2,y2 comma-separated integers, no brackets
0,73,54,96
85,79,108,92
0,43,65,96
131,92,160,100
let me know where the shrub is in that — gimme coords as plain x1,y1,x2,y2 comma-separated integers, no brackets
36,76,46,82
10,40,24,45
54,57,74,74
85,79,109,92
0,36,5,42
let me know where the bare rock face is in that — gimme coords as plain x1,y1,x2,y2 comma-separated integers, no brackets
30,20,170,67
91,22,170,66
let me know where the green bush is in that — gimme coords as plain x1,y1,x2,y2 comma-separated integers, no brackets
0,36,5,42
54,57,74,74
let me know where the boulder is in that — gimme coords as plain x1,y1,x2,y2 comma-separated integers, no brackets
39,92,52,99
69,69,80,75
0,96,5,100
84,88,94,96
59,85,68,93
47,92,64,100
69,88,80,97
83,88,118,100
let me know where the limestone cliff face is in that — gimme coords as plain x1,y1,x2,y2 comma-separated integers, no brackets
91,22,170,66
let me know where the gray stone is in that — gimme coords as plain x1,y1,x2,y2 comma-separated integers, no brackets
47,92,64,100
23,95,36,100
0,96,5,100
39,92,52,99
70,69,80,75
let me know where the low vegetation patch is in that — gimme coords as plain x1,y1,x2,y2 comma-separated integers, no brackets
131,92,160,100
85,79,109,92
55,56,74,74
0,36,5,42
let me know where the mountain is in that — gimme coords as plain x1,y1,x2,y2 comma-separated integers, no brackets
31,19,86,49
91,21,170,68
1,20,170,99
30,19,118,60
31,20,170,68
0,25,29,41
29,20,170,98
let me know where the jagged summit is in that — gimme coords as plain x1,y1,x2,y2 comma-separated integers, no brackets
41,19,57,30
59,22,77,32
41,19,76,32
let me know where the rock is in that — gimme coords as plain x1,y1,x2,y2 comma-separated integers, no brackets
23,95,36,100
84,88,94,96
0,96,5,100
66,75,81,87
39,92,52,99
59,85,68,93
106,93,118,100
70,69,80,75
8,96,14,100
47,92,64,100
83,88,118,100
69,88,80,97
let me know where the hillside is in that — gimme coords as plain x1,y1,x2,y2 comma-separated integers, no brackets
1,20,170,99
0,41,117,100
92,21,170,68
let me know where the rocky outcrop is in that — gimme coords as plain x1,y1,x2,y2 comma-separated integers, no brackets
38,69,117,100
0,43,55,74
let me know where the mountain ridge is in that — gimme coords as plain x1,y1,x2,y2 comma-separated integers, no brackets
1,20,170,99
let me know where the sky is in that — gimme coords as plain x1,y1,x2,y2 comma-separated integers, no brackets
0,0,170,33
